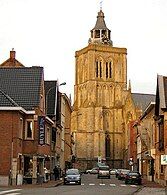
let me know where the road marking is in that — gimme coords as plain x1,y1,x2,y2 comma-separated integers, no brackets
130,185,137,187
110,184,116,186
82,183,139,187
0,189,21,194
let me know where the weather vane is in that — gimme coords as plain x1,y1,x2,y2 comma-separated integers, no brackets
100,0,103,10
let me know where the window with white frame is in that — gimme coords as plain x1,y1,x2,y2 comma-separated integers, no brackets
25,120,34,139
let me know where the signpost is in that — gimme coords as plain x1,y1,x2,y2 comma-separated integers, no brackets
38,116,45,145
129,158,134,171
161,155,167,165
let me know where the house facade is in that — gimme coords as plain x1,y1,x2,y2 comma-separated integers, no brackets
135,102,155,181
154,75,167,186
0,51,56,186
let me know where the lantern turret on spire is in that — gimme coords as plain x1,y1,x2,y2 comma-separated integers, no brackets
88,8,113,46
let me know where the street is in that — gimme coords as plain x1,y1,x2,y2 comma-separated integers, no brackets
0,174,141,195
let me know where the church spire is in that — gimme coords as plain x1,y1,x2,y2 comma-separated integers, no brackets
88,7,113,45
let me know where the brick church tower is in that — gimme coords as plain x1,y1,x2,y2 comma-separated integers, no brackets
71,8,136,170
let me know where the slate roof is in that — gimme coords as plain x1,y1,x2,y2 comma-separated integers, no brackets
163,76,167,108
155,75,167,115
0,67,43,110
0,90,19,107
92,10,109,30
132,93,156,111
44,80,57,115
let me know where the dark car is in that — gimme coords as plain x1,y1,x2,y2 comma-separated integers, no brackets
64,169,81,185
125,171,142,185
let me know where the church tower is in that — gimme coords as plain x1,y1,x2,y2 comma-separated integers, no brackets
71,7,131,169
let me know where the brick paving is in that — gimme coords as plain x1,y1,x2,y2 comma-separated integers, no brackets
134,179,166,195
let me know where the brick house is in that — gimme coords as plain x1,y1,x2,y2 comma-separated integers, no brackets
0,51,55,186
44,82,73,173
135,102,155,181
44,80,63,175
128,93,155,172
154,75,167,186
61,93,73,170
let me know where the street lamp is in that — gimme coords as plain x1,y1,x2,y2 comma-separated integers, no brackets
59,82,66,86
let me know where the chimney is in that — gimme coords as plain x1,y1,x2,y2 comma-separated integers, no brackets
10,48,16,61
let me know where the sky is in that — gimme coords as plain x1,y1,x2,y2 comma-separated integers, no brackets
0,0,167,98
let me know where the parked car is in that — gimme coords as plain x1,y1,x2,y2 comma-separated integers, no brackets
64,169,81,185
85,167,99,174
117,169,130,180
97,165,110,179
125,171,142,185
110,169,117,175
115,169,125,178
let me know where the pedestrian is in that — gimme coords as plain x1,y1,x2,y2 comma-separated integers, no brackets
53,166,59,181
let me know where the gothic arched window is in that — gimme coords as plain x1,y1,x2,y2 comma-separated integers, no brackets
96,61,98,77
100,61,102,78
105,134,110,158
106,62,108,78
109,62,112,78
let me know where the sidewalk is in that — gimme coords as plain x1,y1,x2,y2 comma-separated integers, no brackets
134,179,166,195
4,178,63,189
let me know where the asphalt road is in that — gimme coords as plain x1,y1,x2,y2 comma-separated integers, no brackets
0,174,141,195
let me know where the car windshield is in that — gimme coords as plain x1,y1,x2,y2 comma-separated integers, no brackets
99,166,109,170
66,169,79,175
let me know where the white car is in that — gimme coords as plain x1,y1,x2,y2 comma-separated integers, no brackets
97,166,110,179
110,169,117,175
85,167,99,174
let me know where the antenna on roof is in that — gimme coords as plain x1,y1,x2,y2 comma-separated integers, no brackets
100,0,103,10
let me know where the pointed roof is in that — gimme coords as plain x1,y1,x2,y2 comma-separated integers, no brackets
92,10,109,30
0,50,24,68
89,9,112,45
132,93,155,111
44,80,57,115
0,89,19,107
155,75,167,115
0,67,43,110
